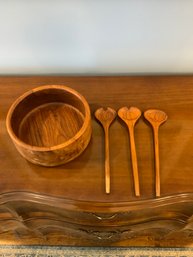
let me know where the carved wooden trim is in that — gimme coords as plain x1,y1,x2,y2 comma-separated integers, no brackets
0,191,193,212
0,191,193,242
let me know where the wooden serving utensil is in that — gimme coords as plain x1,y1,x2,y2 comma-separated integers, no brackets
95,107,117,194
118,107,141,196
144,109,168,197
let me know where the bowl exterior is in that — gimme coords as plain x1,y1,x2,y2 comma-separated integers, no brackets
6,85,92,167
12,118,92,166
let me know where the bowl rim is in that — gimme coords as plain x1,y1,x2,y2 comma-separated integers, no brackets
6,85,91,152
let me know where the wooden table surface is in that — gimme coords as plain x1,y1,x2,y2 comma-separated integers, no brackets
1,75,193,246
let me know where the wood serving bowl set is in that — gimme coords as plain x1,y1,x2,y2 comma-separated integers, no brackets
6,85,167,197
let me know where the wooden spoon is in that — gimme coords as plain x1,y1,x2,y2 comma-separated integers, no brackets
144,109,168,197
118,107,141,196
95,107,117,194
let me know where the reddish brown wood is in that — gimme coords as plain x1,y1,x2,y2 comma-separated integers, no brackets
6,85,92,167
144,109,168,197
118,107,141,196
1,76,193,246
95,107,116,194
19,103,84,147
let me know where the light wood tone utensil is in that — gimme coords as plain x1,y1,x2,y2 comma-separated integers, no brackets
95,107,117,194
144,109,168,197
118,107,141,196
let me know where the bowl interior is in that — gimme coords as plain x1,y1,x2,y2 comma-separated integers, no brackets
10,87,86,148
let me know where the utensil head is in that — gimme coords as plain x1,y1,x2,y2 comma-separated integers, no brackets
118,106,141,125
95,107,117,127
144,109,168,127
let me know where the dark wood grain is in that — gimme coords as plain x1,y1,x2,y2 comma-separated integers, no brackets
1,75,193,246
19,103,84,147
1,75,193,200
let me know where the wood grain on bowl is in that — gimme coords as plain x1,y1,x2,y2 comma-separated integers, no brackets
6,85,92,166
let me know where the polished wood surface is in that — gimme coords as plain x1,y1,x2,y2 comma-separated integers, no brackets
1,75,193,199
95,107,116,194
118,107,141,196
6,85,92,166
1,75,193,246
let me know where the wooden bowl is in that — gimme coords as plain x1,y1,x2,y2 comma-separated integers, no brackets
6,85,92,166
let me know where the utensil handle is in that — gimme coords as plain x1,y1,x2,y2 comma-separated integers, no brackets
104,126,110,194
128,126,140,196
153,127,160,197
